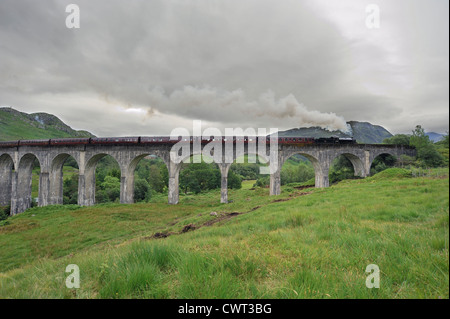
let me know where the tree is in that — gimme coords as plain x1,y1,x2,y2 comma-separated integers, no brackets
134,178,151,202
228,171,242,189
230,163,260,180
417,144,444,167
329,155,357,183
397,154,415,167
63,174,79,205
63,157,79,169
410,125,444,167
148,165,166,193
410,125,430,150
435,132,449,166
383,134,411,146
179,162,226,194
281,161,315,185
436,132,449,149
371,154,397,174
99,175,120,202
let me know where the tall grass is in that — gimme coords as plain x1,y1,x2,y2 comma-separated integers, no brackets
0,170,448,299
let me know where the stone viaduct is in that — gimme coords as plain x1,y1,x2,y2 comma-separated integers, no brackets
0,141,416,215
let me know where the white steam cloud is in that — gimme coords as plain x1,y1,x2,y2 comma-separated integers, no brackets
145,86,349,132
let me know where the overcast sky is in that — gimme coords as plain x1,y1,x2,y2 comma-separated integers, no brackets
0,0,448,136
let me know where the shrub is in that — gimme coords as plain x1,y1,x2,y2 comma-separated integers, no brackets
228,171,242,189
134,178,151,202
254,176,270,188
369,168,412,179
0,205,10,221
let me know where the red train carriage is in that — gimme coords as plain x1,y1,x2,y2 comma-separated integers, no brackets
18,139,51,146
140,136,176,144
277,137,316,145
90,137,140,145
0,140,19,148
50,138,91,145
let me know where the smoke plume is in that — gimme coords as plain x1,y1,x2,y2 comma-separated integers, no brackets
145,86,349,132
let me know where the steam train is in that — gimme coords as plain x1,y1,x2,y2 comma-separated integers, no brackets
0,136,356,148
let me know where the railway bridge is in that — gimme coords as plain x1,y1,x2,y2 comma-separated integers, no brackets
0,141,416,215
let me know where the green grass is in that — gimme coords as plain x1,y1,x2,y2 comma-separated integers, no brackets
0,171,448,299
0,109,92,141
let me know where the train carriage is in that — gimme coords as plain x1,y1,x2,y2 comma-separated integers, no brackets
90,137,140,145
0,140,19,148
18,139,51,146
50,138,91,146
140,136,174,144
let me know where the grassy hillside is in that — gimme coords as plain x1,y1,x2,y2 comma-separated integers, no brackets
0,169,448,299
0,107,95,141
347,121,393,144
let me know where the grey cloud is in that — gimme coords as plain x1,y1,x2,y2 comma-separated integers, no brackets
0,0,448,136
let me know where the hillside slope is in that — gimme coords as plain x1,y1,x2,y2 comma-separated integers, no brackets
278,121,393,144
347,121,393,143
0,107,95,141
0,171,448,299
426,132,445,143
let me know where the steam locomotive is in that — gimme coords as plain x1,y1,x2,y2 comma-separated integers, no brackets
0,136,356,148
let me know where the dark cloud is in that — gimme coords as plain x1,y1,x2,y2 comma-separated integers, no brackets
0,0,448,136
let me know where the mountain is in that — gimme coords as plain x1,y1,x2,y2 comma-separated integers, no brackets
426,132,445,143
347,121,393,144
277,121,393,144
0,107,95,141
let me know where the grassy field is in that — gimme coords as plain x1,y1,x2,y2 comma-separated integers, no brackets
0,169,448,299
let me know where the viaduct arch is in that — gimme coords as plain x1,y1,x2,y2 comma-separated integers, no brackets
0,142,416,215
